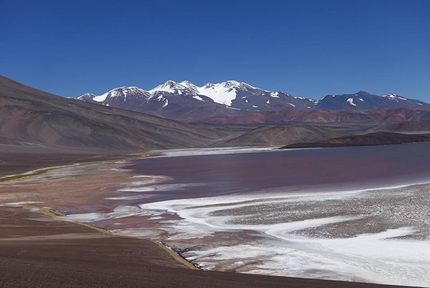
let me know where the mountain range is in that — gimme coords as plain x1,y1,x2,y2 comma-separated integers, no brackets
79,80,428,122
2,74,430,151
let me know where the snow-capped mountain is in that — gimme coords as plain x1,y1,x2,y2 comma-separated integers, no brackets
192,80,317,110
197,81,255,106
79,81,428,122
149,80,200,95
79,87,151,111
145,79,315,110
316,91,427,110
79,80,317,121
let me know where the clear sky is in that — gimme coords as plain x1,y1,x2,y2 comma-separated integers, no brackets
1,0,429,101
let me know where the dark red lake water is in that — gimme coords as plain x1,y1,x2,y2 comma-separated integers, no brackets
124,143,430,203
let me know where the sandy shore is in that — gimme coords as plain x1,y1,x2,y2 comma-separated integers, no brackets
0,147,414,287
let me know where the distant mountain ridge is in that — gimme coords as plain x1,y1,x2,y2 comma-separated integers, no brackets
78,80,428,122
316,91,426,110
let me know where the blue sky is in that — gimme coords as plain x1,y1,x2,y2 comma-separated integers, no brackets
1,0,429,101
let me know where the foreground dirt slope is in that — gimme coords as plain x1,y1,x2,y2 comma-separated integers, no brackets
0,206,409,288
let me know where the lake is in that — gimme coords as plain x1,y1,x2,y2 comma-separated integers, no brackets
70,144,430,287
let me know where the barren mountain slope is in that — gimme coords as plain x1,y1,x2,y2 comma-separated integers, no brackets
203,107,430,125
0,76,222,150
224,125,347,147
282,132,430,149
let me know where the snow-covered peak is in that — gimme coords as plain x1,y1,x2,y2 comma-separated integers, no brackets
223,80,241,88
222,80,257,90
78,92,97,101
197,81,245,106
107,86,148,98
193,80,262,105
179,80,200,92
109,86,147,96
203,83,215,89
80,92,95,98
149,80,200,95
149,80,179,93
83,86,150,103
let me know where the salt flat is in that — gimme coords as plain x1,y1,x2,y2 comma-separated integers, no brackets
137,183,430,287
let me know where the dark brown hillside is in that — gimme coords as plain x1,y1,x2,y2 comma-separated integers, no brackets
224,124,347,147
203,107,430,125
282,132,430,149
371,120,430,134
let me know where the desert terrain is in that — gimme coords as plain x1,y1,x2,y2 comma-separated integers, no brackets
0,147,412,288
1,75,429,287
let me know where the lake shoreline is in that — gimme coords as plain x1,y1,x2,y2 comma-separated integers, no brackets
1,145,428,287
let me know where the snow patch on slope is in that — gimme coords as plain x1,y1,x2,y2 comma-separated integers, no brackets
347,98,357,106
196,82,238,106
383,94,407,101
270,92,280,98
94,92,109,102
